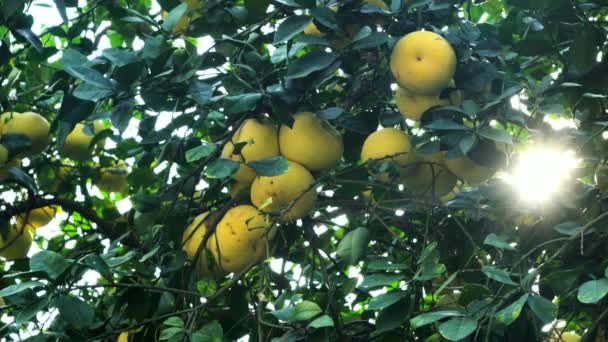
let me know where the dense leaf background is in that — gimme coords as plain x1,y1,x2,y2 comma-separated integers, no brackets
1,0,608,341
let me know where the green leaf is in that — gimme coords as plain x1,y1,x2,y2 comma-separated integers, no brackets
425,119,468,130
111,99,134,132
308,315,334,329
411,311,465,329
160,327,184,340
554,221,583,236
7,166,38,192
73,83,113,101
271,300,322,322
336,227,370,265
577,278,608,304
224,93,262,114
310,7,339,32
14,28,43,54
189,81,214,106
247,156,289,176
495,294,529,326
367,290,407,311
438,317,478,341
569,26,599,75
196,278,218,297
164,316,185,327
483,233,515,250
204,159,240,179
477,127,513,144
376,300,409,333
0,281,46,297
481,266,517,286
286,51,337,79
274,15,312,43
162,3,188,31
317,107,344,120
55,295,96,329
64,65,114,90
352,32,388,50
81,254,112,280
527,295,558,323
15,297,49,324
30,251,72,279
358,274,404,290
192,320,223,342
186,143,218,163
102,48,139,67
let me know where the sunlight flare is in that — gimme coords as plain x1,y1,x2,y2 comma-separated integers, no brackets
503,146,580,203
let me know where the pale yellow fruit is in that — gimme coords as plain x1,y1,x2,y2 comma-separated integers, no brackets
0,145,7,166
548,331,581,342
208,205,272,273
0,225,33,260
97,162,129,193
16,206,59,230
279,112,343,171
63,121,106,161
0,297,5,307
0,112,50,156
403,152,457,198
0,158,22,181
181,212,213,275
444,155,496,185
360,128,416,181
364,0,389,10
440,181,462,202
390,31,457,95
221,119,280,185
395,87,448,121
50,165,75,192
251,161,317,221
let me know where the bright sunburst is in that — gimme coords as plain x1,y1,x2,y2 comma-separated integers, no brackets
503,146,580,203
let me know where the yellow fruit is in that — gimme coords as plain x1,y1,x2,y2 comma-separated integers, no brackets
279,112,343,171
304,22,324,36
439,182,462,202
395,87,448,121
97,162,129,193
251,161,317,221
229,181,250,200
16,206,59,230
403,152,457,198
181,212,213,275
364,0,389,10
594,163,608,192
221,119,280,185
117,332,129,342
0,112,51,156
0,145,7,166
549,331,581,342
445,155,496,185
0,297,5,307
360,128,416,181
390,31,457,95
0,225,33,260
208,205,273,273
0,158,21,181
63,121,106,161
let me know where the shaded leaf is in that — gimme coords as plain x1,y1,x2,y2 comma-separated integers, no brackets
286,51,337,79
438,317,478,341
577,278,608,304
30,251,72,279
495,294,529,326
274,15,312,43
411,311,464,329
55,295,95,329
204,159,240,179
482,266,517,286
247,156,289,176
336,227,370,265
527,295,558,323
186,143,218,163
